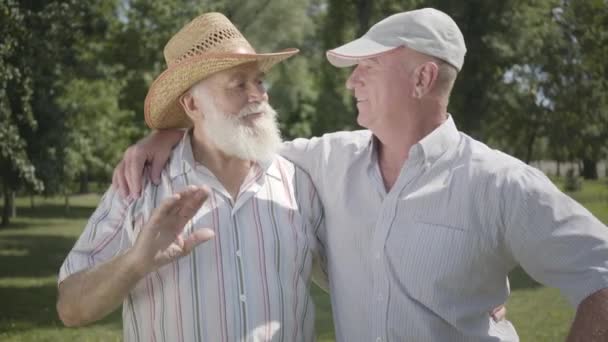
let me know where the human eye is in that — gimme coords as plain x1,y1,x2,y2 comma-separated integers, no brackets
227,80,245,90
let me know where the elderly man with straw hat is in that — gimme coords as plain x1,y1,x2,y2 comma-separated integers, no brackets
57,13,326,342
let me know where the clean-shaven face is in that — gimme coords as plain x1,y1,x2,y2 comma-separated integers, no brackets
345,48,416,130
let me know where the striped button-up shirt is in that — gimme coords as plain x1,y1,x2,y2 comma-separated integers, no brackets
282,115,608,341
59,133,325,342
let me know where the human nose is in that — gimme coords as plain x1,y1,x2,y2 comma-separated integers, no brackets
346,65,363,90
248,81,267,102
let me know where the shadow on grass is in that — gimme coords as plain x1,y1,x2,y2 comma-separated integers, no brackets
0,222,32,230
16,204,96,220
0,234,76,278
0,283,122,333
508,266,541,290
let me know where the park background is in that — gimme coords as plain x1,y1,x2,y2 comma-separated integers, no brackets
1,0,607,340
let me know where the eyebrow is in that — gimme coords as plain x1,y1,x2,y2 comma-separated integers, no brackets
361,58,380,66
228,71,265,82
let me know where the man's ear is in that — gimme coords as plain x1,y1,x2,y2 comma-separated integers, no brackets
413,61,439,98
179,91,199,121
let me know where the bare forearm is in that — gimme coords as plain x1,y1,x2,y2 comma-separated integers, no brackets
57,249,144,327
567,288,608,342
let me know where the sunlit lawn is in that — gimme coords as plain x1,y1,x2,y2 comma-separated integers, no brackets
0,179,606,341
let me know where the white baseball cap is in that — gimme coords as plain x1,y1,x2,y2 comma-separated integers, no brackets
326,8,467,71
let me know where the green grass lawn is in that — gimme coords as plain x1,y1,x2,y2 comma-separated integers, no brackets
0,179,606,341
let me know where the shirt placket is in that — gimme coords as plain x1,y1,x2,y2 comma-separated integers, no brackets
370,152,424,342
192,165,265,341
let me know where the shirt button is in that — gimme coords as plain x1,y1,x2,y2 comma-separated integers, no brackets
236,250,242,257
376,338,382,342
240,294,246,302
375,252,381,260
377,293,383,301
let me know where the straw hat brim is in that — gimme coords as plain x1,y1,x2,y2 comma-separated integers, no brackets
145,48,299,129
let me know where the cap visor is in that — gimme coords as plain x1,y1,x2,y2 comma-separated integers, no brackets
326,37,396,67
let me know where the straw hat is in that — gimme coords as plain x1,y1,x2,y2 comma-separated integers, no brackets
144,12,299,129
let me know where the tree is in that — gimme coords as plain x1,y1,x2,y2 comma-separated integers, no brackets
544,0,608,179
55,77,134,208
21,0,123,202
0,0,43,226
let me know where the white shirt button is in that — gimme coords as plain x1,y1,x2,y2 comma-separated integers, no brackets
236,250,242,257
376,337,382,342
377,293,383,301
240,294,246,302
375,252,381,259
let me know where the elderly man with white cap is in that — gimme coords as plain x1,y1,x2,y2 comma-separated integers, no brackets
113,8,608,341
57,13,326,342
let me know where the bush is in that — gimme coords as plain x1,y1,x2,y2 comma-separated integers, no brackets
564,168,582,192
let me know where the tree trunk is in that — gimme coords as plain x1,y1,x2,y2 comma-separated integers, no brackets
582,159,598,179
556,160,561,178
64,187,70,215
523,131,537,164
11,191,16,218
2,188,12,227
79,172,89,194
355,0,372,36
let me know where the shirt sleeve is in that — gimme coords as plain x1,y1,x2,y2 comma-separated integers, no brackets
293,164,329,291
280,138,323,181
58,187,135,284
502,166,608,307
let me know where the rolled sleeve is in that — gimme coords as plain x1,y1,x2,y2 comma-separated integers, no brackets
503,167,608,306
58,187,134,284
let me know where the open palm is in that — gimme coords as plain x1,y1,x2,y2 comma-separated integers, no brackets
132,185,215,274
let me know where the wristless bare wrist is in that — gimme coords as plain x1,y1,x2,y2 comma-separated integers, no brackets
123,247,152,280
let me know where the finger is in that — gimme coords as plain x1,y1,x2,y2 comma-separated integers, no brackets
161,187,199,219
150,155,166,185
154,193,182,219
112,161,120,190
182,228,215,254
174,187,208,226
126,148,146,198
490,305,506,322
115,161,129,198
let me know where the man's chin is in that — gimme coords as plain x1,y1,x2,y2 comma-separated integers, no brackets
356,115,371,129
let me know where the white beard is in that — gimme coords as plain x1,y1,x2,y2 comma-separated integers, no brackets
201,101,282,163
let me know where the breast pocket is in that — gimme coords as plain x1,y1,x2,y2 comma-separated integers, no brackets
385,219,480,303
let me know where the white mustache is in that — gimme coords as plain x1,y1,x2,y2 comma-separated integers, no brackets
237,102,271,118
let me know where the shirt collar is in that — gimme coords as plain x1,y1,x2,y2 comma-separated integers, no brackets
168,130,281,180
168,131,195,180
366,114,460,167
417,114,460,165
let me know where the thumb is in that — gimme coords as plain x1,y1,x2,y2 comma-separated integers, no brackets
182,228,215,254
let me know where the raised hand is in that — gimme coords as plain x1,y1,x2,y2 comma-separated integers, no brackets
131,185,214,275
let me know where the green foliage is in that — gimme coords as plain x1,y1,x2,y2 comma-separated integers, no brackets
545,0,608,177
2,0,607,204
0,0,42,192
56,77,134,183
